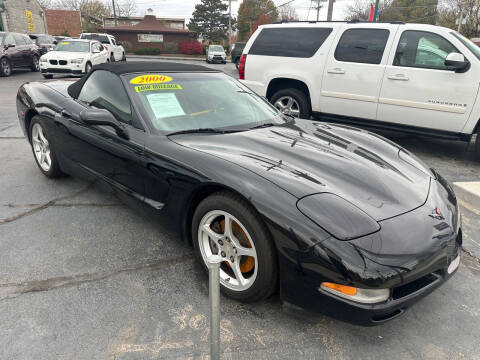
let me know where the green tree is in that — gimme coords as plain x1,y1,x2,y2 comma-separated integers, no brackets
237,0,278,41
188,0,233,43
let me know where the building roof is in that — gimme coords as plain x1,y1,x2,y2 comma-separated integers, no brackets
104,15,194,34
67,61,218,98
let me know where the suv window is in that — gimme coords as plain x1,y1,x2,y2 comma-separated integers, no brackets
81,34,110,44
335,29,390,64
249,27,333,58
4,34,15,46
78,70,132,125
13,34,26,45
394,30,459,70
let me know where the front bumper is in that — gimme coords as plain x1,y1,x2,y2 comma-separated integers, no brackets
277,174,462,325
208,55,226,63
40,62,84,76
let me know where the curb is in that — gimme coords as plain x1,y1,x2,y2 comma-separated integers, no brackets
127,55,207,62
453,182,480,210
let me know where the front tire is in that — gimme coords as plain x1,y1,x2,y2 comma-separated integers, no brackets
0,57,11,77
29,116,64,178
42,74,53,79
270,88,311,119
110,53,115,62
85,62,92,74
476,130,480,160
192,191,278,302
121,52,126,61
31,55,40,72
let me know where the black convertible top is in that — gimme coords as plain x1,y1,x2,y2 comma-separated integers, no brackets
67,61,219,98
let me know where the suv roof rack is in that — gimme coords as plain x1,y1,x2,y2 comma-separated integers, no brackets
274,20,406,25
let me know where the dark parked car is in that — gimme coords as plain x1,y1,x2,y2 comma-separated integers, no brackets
16,62,462,325
231,42,246,68
29,34,57,55
0,32,40,77
54,36,70,43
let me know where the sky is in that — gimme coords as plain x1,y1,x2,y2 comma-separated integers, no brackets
132,0,351,23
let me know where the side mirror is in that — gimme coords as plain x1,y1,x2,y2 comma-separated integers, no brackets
445,52,469,73
53,40,58,45
79,108,129,139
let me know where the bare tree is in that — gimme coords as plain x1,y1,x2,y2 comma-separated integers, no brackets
437,0,480,36
117,0,137,17
37,0,56,9
278,3,299,21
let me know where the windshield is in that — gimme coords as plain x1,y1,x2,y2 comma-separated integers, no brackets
125,72,284,133
451,31,480,60
81,34,110,44
55,41,90,52
209,45,224,52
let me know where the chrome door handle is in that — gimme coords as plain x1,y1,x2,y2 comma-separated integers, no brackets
327,68,345,74
387,74,409,81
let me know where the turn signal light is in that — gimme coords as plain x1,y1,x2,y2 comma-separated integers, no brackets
320,282,390,304
238,54,247,80
322,282,357,296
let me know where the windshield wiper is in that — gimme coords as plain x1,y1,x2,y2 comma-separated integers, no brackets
167,128,240,136
249,123,276,130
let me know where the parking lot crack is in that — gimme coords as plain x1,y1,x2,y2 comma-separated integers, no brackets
0,254,193,301
0,182,95,225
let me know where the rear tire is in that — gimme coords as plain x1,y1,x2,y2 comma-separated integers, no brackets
42,74,53,79
29,116,64,178
110,53,115,62
192,191,278,302
476,131,480,160
270,88,311,119
121,52,126,61
85,62,92,74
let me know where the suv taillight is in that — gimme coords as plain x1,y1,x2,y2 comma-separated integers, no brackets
238,54,247,80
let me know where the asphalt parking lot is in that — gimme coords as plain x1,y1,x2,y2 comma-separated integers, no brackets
1,58,480,360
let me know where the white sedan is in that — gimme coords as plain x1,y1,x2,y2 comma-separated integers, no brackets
39,39,108,79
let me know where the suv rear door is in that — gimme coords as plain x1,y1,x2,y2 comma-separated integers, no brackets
319,24,399,120
377,26,478,133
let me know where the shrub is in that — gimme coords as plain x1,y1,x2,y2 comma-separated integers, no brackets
164,42,178,54
133,47,162,55
179,40,203,55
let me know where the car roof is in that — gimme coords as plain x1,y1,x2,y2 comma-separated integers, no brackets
67,61,220,98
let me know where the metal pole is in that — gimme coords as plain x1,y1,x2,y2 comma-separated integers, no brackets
316,0,320,21
327,0,334,21
228,0,232,53
207,255,222,360
458,8,464,33
373,0,380,22
112,0,117,26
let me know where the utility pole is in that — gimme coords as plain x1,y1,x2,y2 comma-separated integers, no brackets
373,0,380,22
327,0,334,21
112,0,117,26
317,0,320,21
228,0,232,51
458,7,464,32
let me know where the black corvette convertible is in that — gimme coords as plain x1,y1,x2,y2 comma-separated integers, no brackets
16,62,462,325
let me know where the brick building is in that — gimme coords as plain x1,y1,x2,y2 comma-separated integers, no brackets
0,0,47,33
104,10,195,53
45,9,82,37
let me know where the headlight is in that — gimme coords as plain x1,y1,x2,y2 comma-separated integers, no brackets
70,58,84,64
297,193,380,241
320,282,390,304
40,57,47,63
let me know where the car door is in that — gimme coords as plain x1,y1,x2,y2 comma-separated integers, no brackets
13,34,30,66
319,25,398,120
377,28,478,133
54,70,147,199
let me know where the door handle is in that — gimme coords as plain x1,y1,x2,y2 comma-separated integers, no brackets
327,68,345,74
61,109,72,119
387,74,409,81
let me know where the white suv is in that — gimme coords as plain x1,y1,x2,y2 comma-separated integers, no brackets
80,33,125,62
240,22,480,156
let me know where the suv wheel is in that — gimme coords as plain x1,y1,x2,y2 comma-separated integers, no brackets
31,55,40,72
0,57,11,77
476,130,480,159
110,53,115,62
270,88,311,119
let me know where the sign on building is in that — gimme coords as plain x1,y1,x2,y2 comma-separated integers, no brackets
138,34,163,43
25,10,35,32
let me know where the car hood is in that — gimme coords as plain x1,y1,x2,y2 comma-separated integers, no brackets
170,119,431,221
41,79,76,95
42,51,89,59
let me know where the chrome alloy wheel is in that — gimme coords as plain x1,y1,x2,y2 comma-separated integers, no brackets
33,56,39,70
273,96,300,117
32,123,51,172
198,210,258,291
